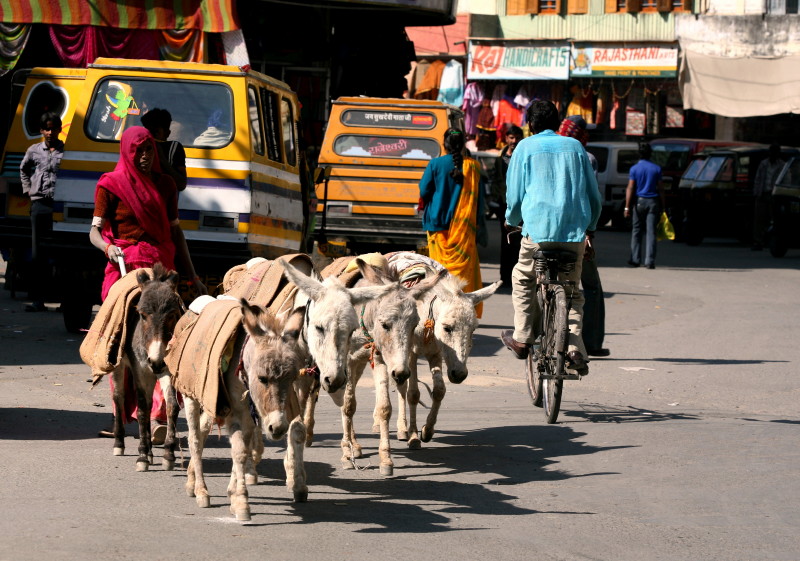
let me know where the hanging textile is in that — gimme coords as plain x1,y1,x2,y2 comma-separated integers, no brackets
49,25,160,68
220,29,248,67
566,84,594,123
494,86,523,144
158,29,204,63
0,23,30,76
0,1,239,32
462,81,484,136
437,60,464,107
414,59,446,100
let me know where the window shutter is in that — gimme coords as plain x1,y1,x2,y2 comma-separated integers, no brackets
605,0,619,12
554,0,563,13
627,0,642,11
568,0,589,13
508,0,541,14
656,0,672,10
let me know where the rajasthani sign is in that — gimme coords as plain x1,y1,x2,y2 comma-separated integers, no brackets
571,45,678,78
468,41,570,81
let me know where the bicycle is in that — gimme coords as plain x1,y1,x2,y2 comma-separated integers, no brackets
524,249,582,424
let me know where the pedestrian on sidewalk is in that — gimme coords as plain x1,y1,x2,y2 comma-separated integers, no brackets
752,143,783,251
19,112,63,312
625,143,664,269
491,124,524,287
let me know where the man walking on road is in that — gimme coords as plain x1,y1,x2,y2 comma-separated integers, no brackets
625,143,664,269
500,100,601,375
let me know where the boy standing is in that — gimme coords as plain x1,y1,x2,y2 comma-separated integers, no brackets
19,112,63,312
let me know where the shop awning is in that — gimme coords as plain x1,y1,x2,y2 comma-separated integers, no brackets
679,49,800,117
406,14,468,56
0,0,239,32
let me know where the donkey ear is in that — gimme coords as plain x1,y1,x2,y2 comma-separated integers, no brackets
465,280,502,305
281,307,304,342
240,298,267,338
136,268,152,288
167,270,180,290
348,283,394,305
280,259,325,301
355,258,389,285
410,267,447,300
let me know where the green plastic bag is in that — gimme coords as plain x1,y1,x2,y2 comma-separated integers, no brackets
657,212,675,241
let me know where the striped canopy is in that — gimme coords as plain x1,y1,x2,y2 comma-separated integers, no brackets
0,0,239,32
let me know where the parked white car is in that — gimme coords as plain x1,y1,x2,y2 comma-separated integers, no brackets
586,141,639,228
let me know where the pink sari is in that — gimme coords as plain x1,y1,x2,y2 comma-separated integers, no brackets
96,126,177,423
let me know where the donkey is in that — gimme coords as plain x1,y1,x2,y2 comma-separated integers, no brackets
388,254,501,449
280,259,395,447
183,300,305,522
109,263,184,472
329,261,445,476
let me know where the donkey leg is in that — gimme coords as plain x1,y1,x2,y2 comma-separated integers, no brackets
303,378,320,447
405,364,422,450
372,360,394,476
185,398,213,507
159,376,179,470
134,370,156,471
284,418,308,502
339,358,365,467
110,368,127,456
422,357,446,443
245,429,264,486
226,413,252,522
395,379,409,441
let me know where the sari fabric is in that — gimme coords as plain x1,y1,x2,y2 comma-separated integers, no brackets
426,157,483,317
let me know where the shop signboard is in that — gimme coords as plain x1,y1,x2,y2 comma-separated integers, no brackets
571,44,678,78
468,41,570,81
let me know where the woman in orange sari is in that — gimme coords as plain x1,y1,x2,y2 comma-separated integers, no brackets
419,128,486,316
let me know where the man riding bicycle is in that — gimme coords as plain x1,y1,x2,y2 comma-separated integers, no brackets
500,100,602,376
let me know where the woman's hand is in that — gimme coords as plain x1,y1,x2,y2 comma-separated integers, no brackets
105,244,123,264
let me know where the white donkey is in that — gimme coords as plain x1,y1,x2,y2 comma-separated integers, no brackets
328,260,445,476
387,252,501,449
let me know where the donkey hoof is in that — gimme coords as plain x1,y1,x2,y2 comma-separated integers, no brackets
293,490,308,503
397,429,409,441
245,473,258,486
196,495,211,508
341,460,355,470
379,464,394,477
113,447,124,456
304,438,313,448
421,426,434,443
352,446,363,459
408,437,421,450
186,486,196,497
235,509,251,522
162,460,175,471
136,461,149,472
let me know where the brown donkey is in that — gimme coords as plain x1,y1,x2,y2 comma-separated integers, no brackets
110,263,184,471
183,299,305,522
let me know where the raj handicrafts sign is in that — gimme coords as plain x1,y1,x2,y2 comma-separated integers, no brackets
468,41,570,81
571,45,678,78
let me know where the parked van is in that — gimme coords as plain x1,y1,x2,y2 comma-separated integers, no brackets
585,141,639,228
769,156,800,257
315,97,464,252
0,58,311,330
677,145,799,245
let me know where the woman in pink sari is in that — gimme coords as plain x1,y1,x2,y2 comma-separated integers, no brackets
89,126,207,439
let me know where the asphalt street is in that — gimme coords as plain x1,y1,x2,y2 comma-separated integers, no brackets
1,225,798,561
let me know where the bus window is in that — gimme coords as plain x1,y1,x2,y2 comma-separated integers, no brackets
281,97,296,166
248,86,264,156
260,88,281,163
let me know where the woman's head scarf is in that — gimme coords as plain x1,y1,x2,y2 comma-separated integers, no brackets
96,126,171,245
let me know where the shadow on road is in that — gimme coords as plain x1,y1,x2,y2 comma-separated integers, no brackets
569,402,701,424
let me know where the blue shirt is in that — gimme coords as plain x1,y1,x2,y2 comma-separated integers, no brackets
505,130,601,243
629,159,662,198
419,154,463,232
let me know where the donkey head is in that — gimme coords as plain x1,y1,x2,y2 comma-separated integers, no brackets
281,259,394,393
431,276,502,384
134,263,183,374
359,262,446,385
240,299,304,441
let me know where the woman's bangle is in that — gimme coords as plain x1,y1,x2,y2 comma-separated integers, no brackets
104,244,112,257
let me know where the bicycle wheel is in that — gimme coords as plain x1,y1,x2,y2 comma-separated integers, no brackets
542,286,568,424
525,322,543,407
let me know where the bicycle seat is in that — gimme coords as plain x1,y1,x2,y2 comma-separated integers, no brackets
533,250,578,265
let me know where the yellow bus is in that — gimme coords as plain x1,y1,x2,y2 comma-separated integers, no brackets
315,97,464,253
